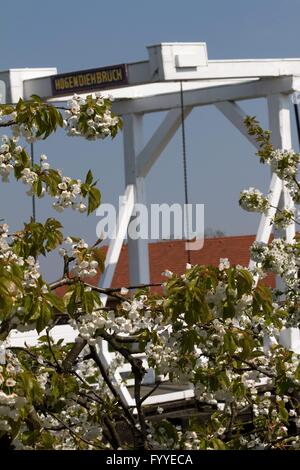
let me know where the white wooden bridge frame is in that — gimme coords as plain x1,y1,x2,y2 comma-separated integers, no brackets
2,43,300,407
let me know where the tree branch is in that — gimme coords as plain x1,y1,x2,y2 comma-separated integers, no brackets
61,337,87,372
97,332,148,449
0,120,15,127
89,345,136,427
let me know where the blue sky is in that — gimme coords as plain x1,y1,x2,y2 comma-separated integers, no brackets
1,0,300,279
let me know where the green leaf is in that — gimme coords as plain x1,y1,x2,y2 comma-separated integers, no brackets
236,268,253,295
211,438,227,450
223,332,238,355
30,94,43,103
35,303,53,332
88,187,101,214
82,290,95,314
85,169,93,185
36,178,43,197
278,403,289,423
44,292,65,313
67,289,77,316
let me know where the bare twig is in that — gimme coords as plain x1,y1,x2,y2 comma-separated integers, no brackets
232,356,275,379
46,327,62,372
102,415,122,449
49,276,162,296
9,346,55,369
0,121,15,127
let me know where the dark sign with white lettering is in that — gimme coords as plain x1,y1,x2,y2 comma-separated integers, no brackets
51,64,128,96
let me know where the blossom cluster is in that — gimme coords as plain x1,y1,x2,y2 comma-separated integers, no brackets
59,237,99,279
0,136,73,210
270,149,299,180
273,208,295,229
10,122,39,144
52,175,86,213
270,149,300,203
1,93,121,143
251,239,297,287
239,187,269,214
0,134,23,182
64,93,121,141
0,350,27,434
22,256,42,289
0,223,41,291
0,138,95,213
74,296,165,346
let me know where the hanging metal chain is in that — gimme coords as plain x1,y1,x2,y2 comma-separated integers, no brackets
293,102,300,151
180,81,191,265
30,143,36,221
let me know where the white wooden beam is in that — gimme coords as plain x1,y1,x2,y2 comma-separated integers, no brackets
22,57,300,101
178,57,300,81
113,76,300,115
136,107,193,177
255,174,283,244
98,184,135,304
8,325,77,348
215,101,260,149
268,94,293,151
123,114,150,285
96,185,138,408
1,68,57,103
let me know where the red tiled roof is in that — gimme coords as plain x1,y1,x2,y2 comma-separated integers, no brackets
56,235,275,296
108,235,275,288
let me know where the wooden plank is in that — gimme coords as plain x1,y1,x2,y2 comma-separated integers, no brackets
137,107,193,177
98,184,135,303
215,101,260,149
113,76,300,115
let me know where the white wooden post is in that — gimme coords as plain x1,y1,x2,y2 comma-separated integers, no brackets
267,93,298,351
123,114,150,286
267,94,295,247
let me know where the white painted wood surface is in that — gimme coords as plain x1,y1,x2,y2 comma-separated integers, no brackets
267,94,295,242
248,173,283,271
21,55,300,101
215,101,260,149
123,114,150,286
267,93,298,352
112,76,300,115
137,107,193,177
98,184,135,304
